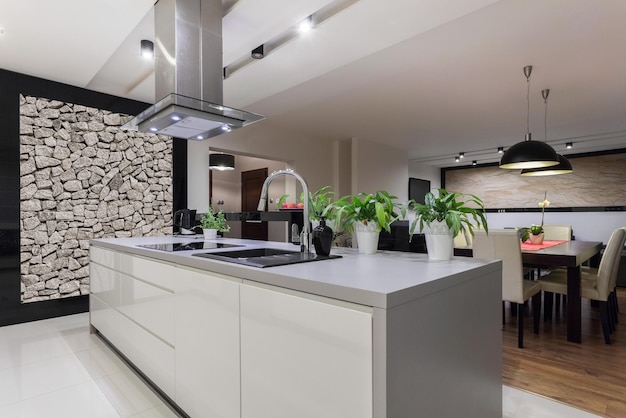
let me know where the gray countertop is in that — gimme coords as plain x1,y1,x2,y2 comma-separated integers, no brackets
90,236,501,309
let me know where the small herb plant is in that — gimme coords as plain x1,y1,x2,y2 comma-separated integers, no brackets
200,206,230,232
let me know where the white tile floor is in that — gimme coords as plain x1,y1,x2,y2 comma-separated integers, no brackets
0,313,601,418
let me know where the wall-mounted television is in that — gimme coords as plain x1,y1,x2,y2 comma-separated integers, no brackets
408,177,431,205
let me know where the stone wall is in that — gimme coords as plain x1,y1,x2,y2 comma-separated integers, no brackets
445,153,626,209
19,95,173,303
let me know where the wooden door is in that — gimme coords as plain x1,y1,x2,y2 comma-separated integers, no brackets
241,168,268,240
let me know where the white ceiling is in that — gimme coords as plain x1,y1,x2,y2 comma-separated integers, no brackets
1,0,625,168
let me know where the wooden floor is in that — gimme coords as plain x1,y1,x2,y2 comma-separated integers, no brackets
503,287,626,417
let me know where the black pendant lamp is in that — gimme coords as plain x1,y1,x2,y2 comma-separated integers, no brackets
209,153,235,171
499,66,559,170
521,89,573,176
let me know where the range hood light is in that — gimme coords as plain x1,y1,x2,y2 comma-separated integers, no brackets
121,0,265,140
123,93,264,141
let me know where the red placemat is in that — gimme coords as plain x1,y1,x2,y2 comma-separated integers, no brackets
520,240,567,251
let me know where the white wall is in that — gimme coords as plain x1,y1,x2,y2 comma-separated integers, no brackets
485,212,625,243
205,123,335,192
352,138,408,200
408,161,441,192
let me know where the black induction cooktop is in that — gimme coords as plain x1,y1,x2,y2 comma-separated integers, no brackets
137,242,244,252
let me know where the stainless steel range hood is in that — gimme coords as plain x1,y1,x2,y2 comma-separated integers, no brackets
122,0,264,140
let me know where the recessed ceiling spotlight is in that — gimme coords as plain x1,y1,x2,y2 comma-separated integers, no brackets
497,147,504,154
171,115,181,121
149,127,158,132
251,45,264,59
566,142,573,149
455,156,460,163
140,39,154,59
221,125,231,132
298,16,313,33
472,160,477,166
459,152,465,159
196,135,204,140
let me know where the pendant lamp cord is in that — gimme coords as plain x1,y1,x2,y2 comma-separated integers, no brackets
526,74,530,136
523,65,533,140
542,88,550,142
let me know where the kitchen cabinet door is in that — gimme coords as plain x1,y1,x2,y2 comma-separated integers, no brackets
240,282,373,418
175,267,241,418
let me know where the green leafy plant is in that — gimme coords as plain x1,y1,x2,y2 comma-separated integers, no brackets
277,186,336,221
200,206,231,232
332,190,404,233
409,188,488,239
303,186,336,221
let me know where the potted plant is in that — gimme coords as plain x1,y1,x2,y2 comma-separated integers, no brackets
332,190,403,254
200,206,230,239
409,188,488,260
520,192,550,244
277,186,336,222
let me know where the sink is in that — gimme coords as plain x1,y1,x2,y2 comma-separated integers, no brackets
192,247,341,268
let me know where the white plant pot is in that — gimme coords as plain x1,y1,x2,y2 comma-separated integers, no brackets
355,221,380,254
203,228,218,240
424,220,454,261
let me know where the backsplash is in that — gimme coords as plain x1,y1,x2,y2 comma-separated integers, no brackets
19,95,173,303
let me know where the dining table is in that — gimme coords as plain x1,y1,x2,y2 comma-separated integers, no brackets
521,240,602,343
455,240,603,343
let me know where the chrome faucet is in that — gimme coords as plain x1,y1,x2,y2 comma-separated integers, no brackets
257,169,311,253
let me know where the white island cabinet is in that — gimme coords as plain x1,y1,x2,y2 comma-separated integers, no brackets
240,282,373,418
89,236,503,418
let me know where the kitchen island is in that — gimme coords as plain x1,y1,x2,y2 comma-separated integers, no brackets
89,236,502,418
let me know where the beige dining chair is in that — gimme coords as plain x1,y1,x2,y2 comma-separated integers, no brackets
540,224,572,318
580,226,626,328
542,224,572,241
473,229,541,348
538,227,626,344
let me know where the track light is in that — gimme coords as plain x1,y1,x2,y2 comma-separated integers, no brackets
251,45,264,59
140,39,154,59
455,156,460,163
566,142,573,149
298,16,313,33
472,160,477,166
459,152,465,159
498,147,504,154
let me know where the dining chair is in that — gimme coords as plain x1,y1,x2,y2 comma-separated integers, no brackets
473,229,541,348
579,226,626,327
538,227,626,344
453,223,475,248
542,224,572,241
540,224,573,318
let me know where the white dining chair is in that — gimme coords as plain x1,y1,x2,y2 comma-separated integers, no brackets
473,229,541,348
542,224,572,241
538,227,626,344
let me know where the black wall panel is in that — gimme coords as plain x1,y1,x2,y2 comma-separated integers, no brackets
0,68,186,326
